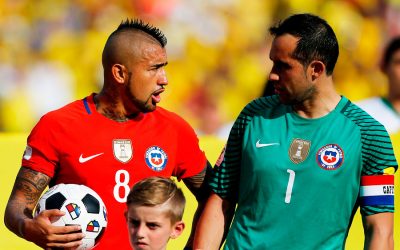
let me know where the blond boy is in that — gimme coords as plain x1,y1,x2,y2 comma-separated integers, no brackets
125,177,185,250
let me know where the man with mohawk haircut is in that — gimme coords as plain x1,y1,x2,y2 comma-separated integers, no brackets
5,19,211,249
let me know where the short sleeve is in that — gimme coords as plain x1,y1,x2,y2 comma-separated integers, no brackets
359,127,397,215
21,114,59,178
208,101,256,201
173,117,207,180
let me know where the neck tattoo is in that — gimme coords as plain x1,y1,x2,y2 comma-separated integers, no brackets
94,95,130,122
102,109,130,122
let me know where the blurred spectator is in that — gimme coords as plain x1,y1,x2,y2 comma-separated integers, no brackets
357,36,400,133
1,0,400,134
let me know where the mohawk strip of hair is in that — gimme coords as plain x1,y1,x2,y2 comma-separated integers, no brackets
117,18,167,47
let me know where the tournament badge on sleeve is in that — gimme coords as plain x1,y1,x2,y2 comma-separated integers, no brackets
113,139,133,163
23,145,33,160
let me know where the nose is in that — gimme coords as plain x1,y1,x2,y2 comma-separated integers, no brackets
158,68,168,86
135,224,146,239
269,72,279,82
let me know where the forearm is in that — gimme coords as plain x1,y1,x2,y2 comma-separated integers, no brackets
4,198,34,238
185,198,206,249
193,193,235,250
5,168,85,248
4,167,49,239
363,213,394,250
364,225,394,250
184,162,213,248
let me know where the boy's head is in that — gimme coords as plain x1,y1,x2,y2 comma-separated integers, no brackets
125,177,186,250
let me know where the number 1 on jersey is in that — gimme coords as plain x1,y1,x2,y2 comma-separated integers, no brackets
285,169,295,204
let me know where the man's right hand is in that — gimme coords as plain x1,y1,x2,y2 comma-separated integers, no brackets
4,167,85,249
24,209,85,249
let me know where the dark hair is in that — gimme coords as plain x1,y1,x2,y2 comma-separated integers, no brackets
110,18,167,47
269,13,339,75
382,37,400,69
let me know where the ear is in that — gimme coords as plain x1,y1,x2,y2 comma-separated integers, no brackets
380,62,388,74
112,64,127,84
170,221,185,239
308,61,325,81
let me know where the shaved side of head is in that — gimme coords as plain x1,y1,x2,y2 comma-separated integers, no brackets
102,19,167,71
102,31,158,70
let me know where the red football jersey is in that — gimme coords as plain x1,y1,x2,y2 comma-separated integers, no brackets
22,94,207,249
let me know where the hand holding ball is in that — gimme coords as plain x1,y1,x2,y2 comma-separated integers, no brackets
35,184,107,250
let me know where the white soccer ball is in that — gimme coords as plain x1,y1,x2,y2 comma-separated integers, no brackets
35,183,108,250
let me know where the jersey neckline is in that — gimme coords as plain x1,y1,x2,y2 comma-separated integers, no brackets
289,96,348,122
83,93,146,124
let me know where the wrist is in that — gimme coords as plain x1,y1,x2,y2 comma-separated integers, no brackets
17,218,27,239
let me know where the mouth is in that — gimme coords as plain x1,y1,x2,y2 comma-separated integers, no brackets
151,88,165,104
135,241,148,248
274,85,283,95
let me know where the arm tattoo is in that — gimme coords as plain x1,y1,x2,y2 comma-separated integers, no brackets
4,167,51,236
17,167,49,191
183,161,212,201
11,167,50,208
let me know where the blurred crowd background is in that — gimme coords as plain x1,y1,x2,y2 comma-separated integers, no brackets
1,0,400,136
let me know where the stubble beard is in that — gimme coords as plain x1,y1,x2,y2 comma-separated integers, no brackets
125,81,156,113
288,85,317,109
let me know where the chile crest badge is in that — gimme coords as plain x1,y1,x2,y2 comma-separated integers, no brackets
316,144,344,170
145,146,168,172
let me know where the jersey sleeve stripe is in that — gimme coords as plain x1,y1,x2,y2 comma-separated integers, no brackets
361,175,394,185
360,195,394,206
360,185,394,196
83,97,92,114
361,205,394,216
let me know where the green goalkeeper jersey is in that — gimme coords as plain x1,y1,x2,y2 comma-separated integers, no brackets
210,96,397,250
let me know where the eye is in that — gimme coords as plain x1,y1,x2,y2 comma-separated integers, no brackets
151,62,167,71
130,219,140,228
278,62,285,69
147,222,159,230
274,61,290,70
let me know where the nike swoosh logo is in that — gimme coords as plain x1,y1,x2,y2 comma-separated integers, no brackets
256,140,280,148
79,153,104,163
